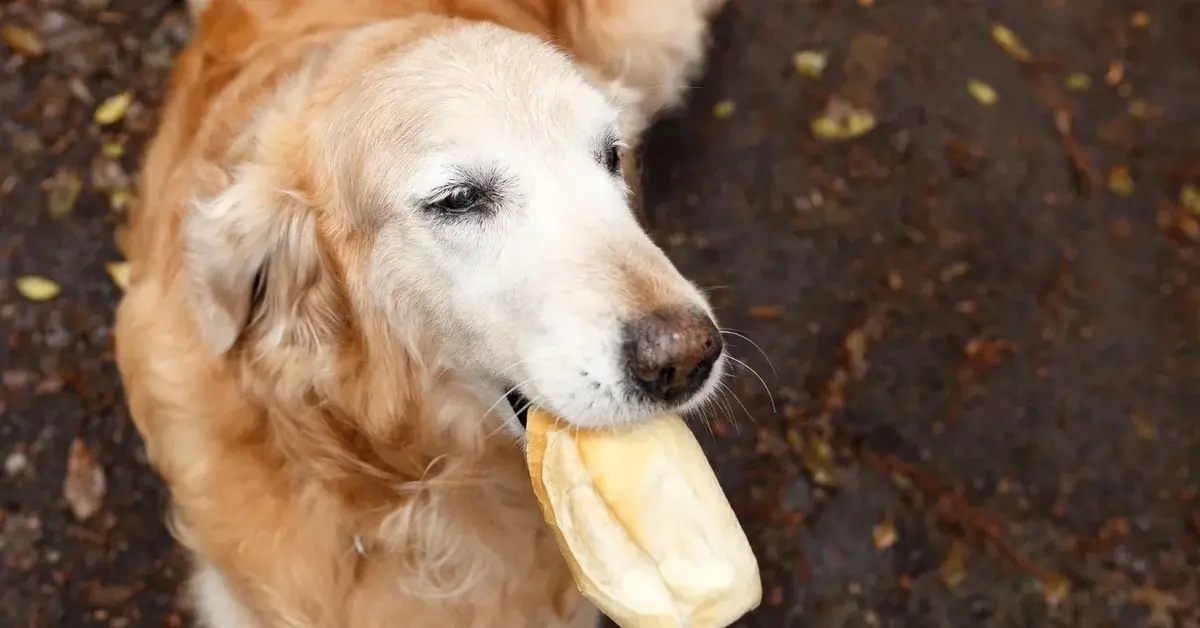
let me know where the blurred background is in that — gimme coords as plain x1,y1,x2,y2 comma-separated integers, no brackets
2,0,1199,626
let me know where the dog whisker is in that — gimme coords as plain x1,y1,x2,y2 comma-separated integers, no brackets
723,354,776,415
718,328,777,379
715,381,756,430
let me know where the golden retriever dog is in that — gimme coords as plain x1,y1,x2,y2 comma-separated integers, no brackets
114,0,729,625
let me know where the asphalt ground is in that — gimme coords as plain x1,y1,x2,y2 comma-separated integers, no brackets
2,1,1199,626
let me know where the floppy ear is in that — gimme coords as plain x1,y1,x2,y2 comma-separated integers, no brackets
184,166,333,355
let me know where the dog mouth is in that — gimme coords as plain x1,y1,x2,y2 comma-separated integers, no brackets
506,388,531,428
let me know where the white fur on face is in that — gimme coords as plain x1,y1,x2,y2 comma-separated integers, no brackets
346,24,725,430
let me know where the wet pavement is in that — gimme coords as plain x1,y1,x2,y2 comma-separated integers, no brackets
2,0,1199,626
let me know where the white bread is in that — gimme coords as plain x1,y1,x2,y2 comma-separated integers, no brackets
525,407,762,628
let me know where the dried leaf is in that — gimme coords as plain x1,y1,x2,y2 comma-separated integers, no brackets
1107,165,1135,197
1180,185,1200,215
939,540,969,589
105,261,131,291
792,50,829,79
94,92,134,126
712,100,736,119
109,187,131,211
102,141,126,159
63,439,107,521
1131,586,1183,612
1,25,46,57
1129,412,1157,441
990,23,1032,62
12,132,43,155
1065,73,1092,91
746,305,782,320
46,170,83,219
967,79,998,106
1105,61,1125,86
872,519,897,550
15,275,61,301
811,96,876,142
1130,11,1151,30
1039,572,1071,605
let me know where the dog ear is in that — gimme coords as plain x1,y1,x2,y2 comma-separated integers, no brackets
184,166,335,355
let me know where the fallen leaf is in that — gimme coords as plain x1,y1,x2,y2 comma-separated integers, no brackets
1130,11,1151,30
841,32,892,109
811,96,876,142
712,100,736,119
109,187,132,211
1127,99,1160,119
746,305,782,320
967,79,998,106
1065,73,1092,91
1039,572,1071,606
1180,185,1200,215
102,141,126,159
1129,412,1157,441
94,92,134,126
1131,586,1183,613
792,50,829,79
939,540,969,589
1105,60,1125,86
86,582,142,607
844,328,869,378
63,439,107,521
790,431,838,487
1107,165,1135,197
872,519,897,550
15,275,61,301
12,131,43,154
105,261,131,291
990,23,1032,62
46,170,82,219
1,24,46,57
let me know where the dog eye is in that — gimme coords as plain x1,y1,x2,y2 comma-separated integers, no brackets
429,187,483,215
603,144,621,176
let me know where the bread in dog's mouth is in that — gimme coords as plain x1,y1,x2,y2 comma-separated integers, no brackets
506,388,531,427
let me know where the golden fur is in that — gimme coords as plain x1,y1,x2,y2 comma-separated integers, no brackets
114,0,725,625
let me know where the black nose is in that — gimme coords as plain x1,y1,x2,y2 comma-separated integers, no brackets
622,307,724,404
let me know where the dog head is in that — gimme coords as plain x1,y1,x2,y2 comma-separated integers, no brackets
184,21,726,435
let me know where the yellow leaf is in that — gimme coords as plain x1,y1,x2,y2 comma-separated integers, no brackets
1,25,45,57
1180,184,1200,215
1107,165,1135,197
109,188,131,211
990,23,1032,62
1129,412,1157,441
811,97,877,142
792,50,829,79
94,92,134,126
1040,572,1071,605
102,141,126,159
16,275,62,301
105,262,131,291
939,540,969,589
872,519,897,550
967,79,998,106
1064,73,1092,91
712,100,736,119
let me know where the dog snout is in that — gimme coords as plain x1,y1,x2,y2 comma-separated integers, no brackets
622,307,723,405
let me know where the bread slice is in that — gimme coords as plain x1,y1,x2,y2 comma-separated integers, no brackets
526,407,761,628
